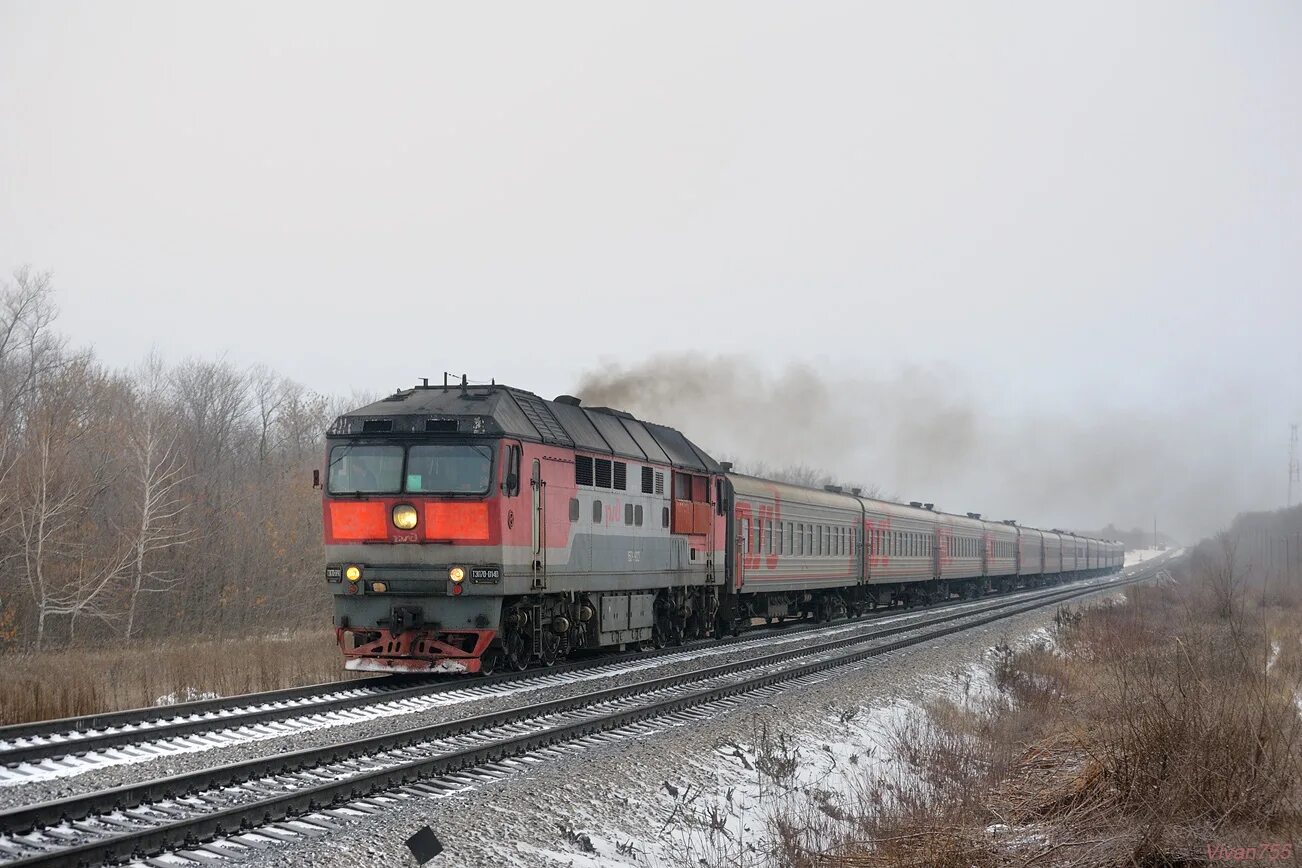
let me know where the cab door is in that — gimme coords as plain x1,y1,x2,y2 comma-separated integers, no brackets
530,458,546,589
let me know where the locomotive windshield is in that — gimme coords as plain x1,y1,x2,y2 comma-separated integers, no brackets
327,442,493,495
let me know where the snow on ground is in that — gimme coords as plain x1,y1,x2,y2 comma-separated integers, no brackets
1125,547,1170,566
153,687,220,706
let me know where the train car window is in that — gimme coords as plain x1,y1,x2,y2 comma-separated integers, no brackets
691,475,709,502
795,523,803,555
674,473,691,500
765,519,774,554
593,499,602,523
641,466,654,494
595,459,613,489
716,480,726,515
741,518,750,553
575,456,594,487
613,462,627,491
635,504,644,526
569,498,579,522
662,506,670,528
624,503,634,525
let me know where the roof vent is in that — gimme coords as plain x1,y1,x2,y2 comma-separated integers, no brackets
851,487,862,496
966,512,982,520
909,501,922,508
1003,519,1017,525
923,503,934,511
719,461,733,472
825,484,844,494
554,395,582,406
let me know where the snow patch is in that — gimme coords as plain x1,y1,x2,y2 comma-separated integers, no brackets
1125,547,1168,567
154,687,220,706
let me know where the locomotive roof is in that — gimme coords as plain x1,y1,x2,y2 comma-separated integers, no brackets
329,383,723,474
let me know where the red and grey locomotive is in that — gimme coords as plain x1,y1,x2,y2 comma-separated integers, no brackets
322,380,1121,674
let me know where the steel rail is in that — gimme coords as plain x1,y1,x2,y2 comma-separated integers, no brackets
0,571,1135,768
0,574,1147,867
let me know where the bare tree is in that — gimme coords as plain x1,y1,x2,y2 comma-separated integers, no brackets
169,358,250,476
121,354,192,638
0,268,66,547
13,361,129,647
250,364,288,462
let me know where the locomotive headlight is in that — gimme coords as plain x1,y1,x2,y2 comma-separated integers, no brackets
345,565,362,582
448,567,465,583
392,504,419,530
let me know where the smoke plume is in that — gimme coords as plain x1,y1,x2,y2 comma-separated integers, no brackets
576,354,1284,543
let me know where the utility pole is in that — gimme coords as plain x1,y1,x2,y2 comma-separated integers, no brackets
1289,423,1299,508
1153,515,1158,551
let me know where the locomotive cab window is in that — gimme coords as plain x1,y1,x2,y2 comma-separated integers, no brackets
327,442,492,495
327,443,403,493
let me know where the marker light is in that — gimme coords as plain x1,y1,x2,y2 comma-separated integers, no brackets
392,504,419,530
448,567,465,583
371,582,388,594
345,566,362,582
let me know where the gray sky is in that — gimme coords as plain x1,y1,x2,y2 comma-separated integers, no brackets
2,1,1299,538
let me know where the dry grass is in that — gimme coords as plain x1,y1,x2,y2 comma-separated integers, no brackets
0,630,351,725
711,552,1302,868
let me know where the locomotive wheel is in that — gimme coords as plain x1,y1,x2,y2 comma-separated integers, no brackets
502,621,532,671
539,633,561,667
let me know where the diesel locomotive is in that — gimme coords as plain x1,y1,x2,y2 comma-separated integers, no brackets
322,379,1121,674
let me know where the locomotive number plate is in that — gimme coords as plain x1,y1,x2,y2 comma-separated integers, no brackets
470,567,501,583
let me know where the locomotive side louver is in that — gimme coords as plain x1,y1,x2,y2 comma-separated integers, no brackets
575,455,594,486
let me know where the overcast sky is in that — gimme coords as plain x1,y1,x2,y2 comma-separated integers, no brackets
2,2,1299,538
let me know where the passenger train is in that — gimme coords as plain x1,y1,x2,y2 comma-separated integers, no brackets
322,380,1121,674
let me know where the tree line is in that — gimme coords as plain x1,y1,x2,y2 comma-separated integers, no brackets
0,268,346,650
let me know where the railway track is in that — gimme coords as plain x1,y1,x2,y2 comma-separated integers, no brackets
0,571,1140,774
0,571,1150,868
